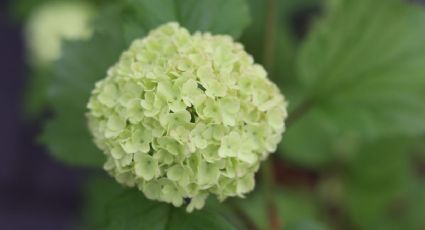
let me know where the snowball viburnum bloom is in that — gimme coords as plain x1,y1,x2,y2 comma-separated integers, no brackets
87,22,287,212
25,1,94,65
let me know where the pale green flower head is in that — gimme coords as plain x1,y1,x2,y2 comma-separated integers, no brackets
25,1,94,66
87,22,288,212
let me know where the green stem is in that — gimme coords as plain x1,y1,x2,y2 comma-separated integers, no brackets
286,99,314,128
262,159,280,230
262,0,281,229
263,0,278,73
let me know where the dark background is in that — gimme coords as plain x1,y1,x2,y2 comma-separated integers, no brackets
0,0,81,229
1,0,425,229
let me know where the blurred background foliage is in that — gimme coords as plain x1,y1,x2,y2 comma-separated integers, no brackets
9,0,425,229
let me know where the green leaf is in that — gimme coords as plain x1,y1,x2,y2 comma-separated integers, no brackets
356,180,425,230
22,67,52,119
281,0,425,166
8,0,119,21
82,174,127,228
240,0,321,82
298,0,425,137
342,138,412,229
82,175,237,230
165,207,237,230
279,109,339,168
42,0,250,167
278,192,328,230
41,110,105,167
42,32,125,167
281,108,364,168
237,189,328,230
8,0,57,20
127,0,250,39
403,181,425,229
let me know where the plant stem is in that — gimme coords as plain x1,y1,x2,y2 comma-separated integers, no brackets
263,0,278,73
262,0,281,229
286,99,314,128
262,159,281,230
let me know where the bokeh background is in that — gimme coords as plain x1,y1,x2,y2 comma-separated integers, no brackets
0,1,83,229
1,0,425,229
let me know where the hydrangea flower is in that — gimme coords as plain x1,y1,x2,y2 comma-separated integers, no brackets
25,1,94,65
87,22,287,212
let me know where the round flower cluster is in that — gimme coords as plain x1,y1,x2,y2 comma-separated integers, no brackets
87,22,287,211
25,1,94,65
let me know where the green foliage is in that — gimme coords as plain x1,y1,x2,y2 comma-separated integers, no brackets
23,67,52,118
82,175,126,227
280,110,341,167
237,189,328,230
8,0,62,20
337,138,425,230
42,33,124,167
342,138,412,229
281,0,425,167
241,0,321,81
127,0,250,39
41,0,251,167
82,176,237,230
8,0,113,21
298,0,425,136
403,181,425,229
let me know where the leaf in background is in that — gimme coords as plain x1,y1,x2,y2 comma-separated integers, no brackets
372,181,425,230
280,109,338,167
41,33,125,167
42,109,106,167
82,176,237,230
278,191,328,230
7,0,117,21
22,67,52,119
356,181,425,230
281,107,363,168
240,0,321,82
42,0,250,167
403,181,425,229
165,207,237,230
281,0,425,167
8,0,58,20
237,189,328,230
298,0,425,137
82,175,127,228
126,0,250,39
342,138,412,229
